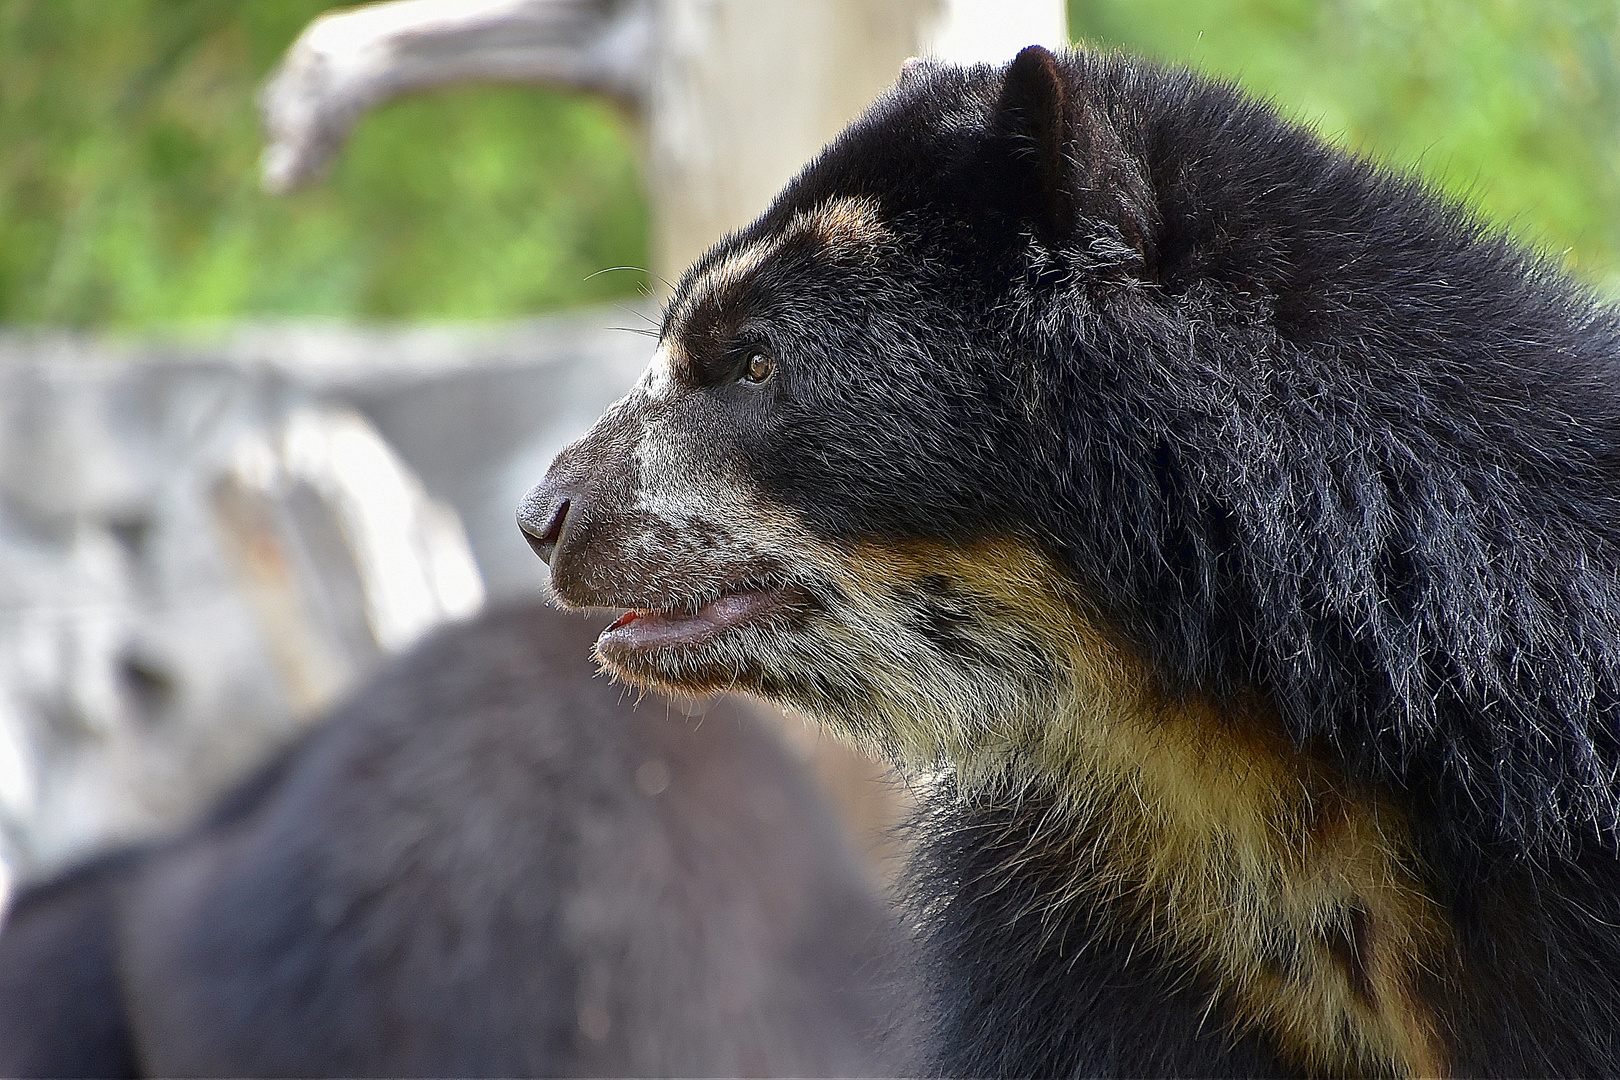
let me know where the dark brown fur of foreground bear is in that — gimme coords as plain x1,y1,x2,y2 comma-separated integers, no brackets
0,603,912,1077
521,45,1620,1077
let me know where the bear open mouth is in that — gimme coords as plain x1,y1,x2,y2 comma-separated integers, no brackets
597,585,796,657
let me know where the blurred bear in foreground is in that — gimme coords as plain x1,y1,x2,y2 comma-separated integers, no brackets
0,603,912,1077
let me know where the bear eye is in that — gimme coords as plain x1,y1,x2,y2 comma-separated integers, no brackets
742,350,775,384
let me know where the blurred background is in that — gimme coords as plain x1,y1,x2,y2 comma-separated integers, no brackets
0,0,1617,907
4,0,1618,330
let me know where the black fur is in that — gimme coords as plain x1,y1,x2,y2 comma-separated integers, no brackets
521,45,1620,1076
0,849,145,1078
0,604,912,1077
905,776,1293,1078
729,48,1620,853
780,50,1620,1073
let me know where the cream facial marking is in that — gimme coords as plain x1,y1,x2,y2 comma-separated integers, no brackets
636,342,682,403
665,195,891,331
797,194,889,251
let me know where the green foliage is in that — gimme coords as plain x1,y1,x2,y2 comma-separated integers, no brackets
0,0,649,327
1070,0,1620,290
2,2,1615,327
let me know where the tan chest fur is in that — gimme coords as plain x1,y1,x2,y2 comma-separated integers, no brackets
820,539,1453,1077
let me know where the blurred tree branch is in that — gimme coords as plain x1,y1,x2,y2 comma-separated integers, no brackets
260,0,653,193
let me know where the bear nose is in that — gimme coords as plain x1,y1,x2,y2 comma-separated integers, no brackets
517,487,572,566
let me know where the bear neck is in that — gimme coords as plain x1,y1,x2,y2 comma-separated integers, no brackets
909,635,1620,1077
929,623,1451,1077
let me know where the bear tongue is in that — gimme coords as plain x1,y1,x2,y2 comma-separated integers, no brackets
602,588,782,650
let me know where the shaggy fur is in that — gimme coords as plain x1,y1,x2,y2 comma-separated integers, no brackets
0,604,912,1078
520,45,1620,1076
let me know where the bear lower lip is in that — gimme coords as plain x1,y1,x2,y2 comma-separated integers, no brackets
599,587,790,653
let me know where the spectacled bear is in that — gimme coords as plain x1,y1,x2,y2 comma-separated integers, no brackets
0,603,912,1078
519,44,1620,1077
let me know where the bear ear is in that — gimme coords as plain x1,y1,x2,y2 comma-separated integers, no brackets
992,45,1079,245
991,46,1157,268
